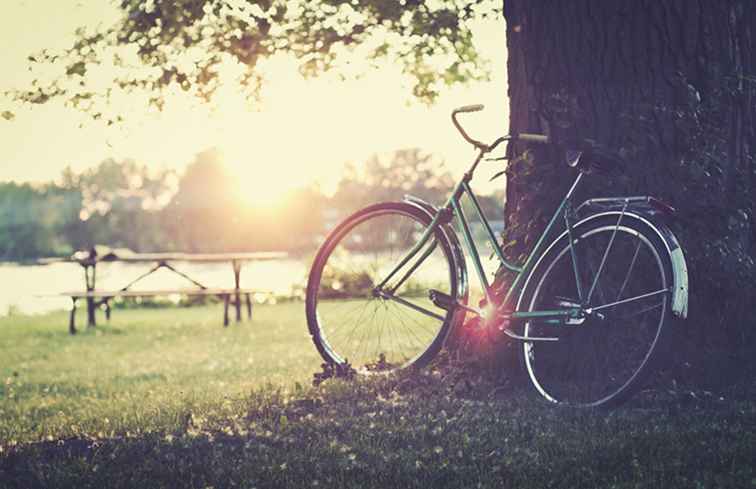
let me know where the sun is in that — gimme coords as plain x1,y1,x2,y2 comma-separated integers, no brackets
203,72,333,209
231,161,294,208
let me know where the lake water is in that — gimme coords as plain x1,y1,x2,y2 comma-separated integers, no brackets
0,258,310,316
0,240,501,316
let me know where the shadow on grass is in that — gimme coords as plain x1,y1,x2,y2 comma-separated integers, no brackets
1,370,754,489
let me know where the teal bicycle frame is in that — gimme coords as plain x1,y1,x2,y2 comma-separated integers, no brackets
376,138,586,328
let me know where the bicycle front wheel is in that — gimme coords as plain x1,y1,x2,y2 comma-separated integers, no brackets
519,214,673,408
306,202,462,372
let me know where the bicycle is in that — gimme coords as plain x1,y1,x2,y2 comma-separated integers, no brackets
306,104,689,408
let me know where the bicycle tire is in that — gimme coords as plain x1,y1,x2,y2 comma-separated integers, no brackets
306,202,463,372
516,214,674,408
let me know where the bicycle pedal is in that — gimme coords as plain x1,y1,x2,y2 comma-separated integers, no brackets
429,289,455,311
430,290,486,317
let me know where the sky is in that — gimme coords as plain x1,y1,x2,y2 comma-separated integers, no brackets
0,0,509,203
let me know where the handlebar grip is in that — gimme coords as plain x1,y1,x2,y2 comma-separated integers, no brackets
454,104,484,114
517,133,550,144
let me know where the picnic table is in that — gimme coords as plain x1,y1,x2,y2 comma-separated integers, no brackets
42,248,287,334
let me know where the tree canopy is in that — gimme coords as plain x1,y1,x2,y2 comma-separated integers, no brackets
13,0,498,121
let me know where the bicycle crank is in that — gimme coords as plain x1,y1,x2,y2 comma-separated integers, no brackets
430,290,560,342
428,289,484,317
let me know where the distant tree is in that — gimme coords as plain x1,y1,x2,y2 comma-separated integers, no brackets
0,183,74,259
161,149,237,252
332,148,455,212
58,159,177,252
274,185,328,250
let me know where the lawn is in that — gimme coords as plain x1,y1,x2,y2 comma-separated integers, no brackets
1,304,754,488
0,302,322,445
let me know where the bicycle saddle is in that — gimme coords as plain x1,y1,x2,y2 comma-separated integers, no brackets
563,140,626,176
517,132,626,176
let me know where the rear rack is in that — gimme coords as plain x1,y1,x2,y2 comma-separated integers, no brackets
575,196,676,216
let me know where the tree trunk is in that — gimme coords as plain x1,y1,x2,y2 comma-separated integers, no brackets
494,0,755,383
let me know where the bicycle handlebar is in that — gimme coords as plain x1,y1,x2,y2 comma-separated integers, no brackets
453,104,485,114
452,104,488,151
450,104,625,175
452,104,552,152
450,105,623,176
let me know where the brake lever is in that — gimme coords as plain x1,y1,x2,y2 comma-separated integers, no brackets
484,156,509,162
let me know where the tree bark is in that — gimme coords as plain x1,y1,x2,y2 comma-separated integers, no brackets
496,0,755,377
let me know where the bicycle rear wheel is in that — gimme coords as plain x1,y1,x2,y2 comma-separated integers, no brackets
306,202,462,372
519,214,673,408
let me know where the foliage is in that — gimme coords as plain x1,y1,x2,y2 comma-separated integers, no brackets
663,67,756,359
160,148,240,252
312,360,357,386
0,147,467,260
0,183,76,260
333,148,456,210
316,261,375,300
0,306,754,488
11,0,498,119
59,159,178,252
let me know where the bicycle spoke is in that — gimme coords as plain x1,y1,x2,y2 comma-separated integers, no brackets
580,240,610,307
379,292,446,321
331,300,377,359
357,302,384,363
591,288,669,312
606,301,663,322
386,304,428,359
326,300,375,339
586,212,625,303
615,238,643,301
391,300,439,340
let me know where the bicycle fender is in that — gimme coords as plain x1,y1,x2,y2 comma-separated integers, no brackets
402,195,469,306
574,210,689,319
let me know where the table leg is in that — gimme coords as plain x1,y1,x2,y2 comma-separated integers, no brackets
246,293,252,319
85,263,97,328
233,260,242,323
69,298,78,335
223,294,230,327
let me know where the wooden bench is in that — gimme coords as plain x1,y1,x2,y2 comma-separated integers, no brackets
47,249,287,335
62,288,266,334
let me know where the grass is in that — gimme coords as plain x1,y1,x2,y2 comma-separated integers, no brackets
1,304,755,488
0,303,321,445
